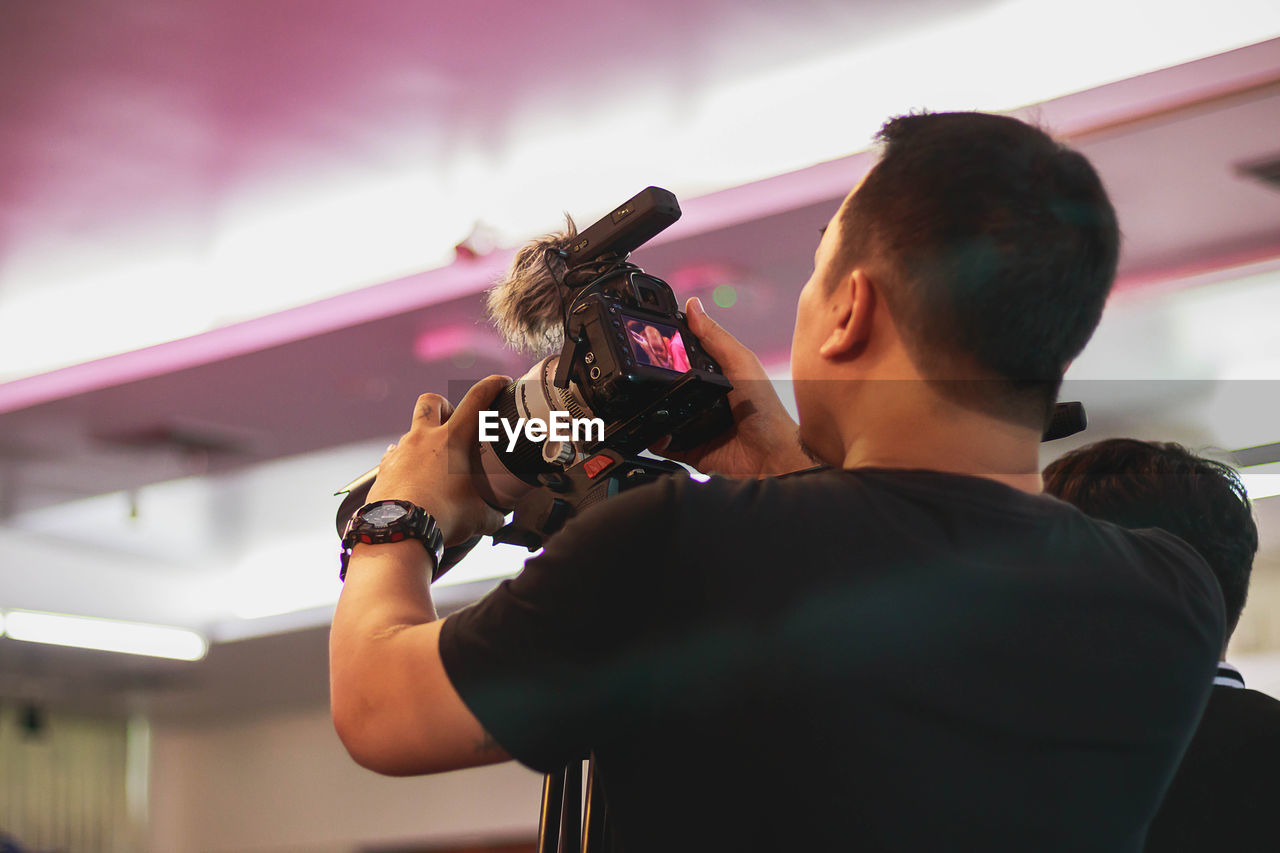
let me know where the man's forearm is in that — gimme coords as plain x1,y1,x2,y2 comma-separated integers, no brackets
335,540,439,625
330,542,439,744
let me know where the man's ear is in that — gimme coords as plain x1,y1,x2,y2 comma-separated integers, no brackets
819,268,876,360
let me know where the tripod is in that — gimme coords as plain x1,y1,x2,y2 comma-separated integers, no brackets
537,752,612,853
492,450,682,853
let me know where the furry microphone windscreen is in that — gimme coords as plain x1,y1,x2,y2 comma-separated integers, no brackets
486,215,578,355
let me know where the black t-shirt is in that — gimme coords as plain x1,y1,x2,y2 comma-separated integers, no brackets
1145,684,1280,852
440,467,1225,852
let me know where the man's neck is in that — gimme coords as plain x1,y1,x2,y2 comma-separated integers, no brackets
837,384,1044,494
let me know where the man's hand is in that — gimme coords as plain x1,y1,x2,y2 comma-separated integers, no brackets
656,297,815,478
367,375,509,547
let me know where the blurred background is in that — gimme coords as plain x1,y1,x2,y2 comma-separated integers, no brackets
0,2,1278,851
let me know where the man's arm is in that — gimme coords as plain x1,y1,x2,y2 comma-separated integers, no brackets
330,540,509,775
329,377,511,775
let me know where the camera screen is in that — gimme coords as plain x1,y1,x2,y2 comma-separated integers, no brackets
622,316,691,373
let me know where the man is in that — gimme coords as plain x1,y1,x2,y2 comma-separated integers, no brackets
1043,439,1278,852
330,112,1224,850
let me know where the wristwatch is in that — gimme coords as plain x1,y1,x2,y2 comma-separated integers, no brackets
339,499,445,581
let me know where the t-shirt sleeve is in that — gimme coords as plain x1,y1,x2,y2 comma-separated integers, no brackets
438,474,683,772
1129,525,1227,657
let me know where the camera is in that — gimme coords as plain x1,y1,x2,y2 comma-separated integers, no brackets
337,187,733,550
474,187,732,511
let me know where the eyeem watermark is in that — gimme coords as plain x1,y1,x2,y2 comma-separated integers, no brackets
479,410,605,452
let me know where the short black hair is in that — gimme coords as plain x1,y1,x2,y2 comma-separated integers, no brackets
1043,438,1258,638
837,112,1120,426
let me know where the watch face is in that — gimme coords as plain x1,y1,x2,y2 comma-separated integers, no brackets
363,503,408,526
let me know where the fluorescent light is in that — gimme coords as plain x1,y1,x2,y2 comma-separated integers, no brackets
1241,462,1280,502
3,610,208,661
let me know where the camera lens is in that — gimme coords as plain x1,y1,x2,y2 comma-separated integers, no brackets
473,356,598,510
481,380,558,478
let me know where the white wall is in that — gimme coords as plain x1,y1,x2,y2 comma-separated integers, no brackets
148,704,543,853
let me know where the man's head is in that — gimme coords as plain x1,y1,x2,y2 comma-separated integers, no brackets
1043,439,1258,640
791,112,1119,454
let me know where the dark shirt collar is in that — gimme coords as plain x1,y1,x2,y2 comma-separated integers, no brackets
1214,661,1246,689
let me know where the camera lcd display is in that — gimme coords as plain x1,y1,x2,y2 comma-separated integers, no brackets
622,316,691,373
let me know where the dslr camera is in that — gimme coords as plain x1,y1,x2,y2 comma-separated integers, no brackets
475,187,732,516
338,187,733,551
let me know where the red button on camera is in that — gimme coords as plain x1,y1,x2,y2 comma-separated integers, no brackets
583,455,613,479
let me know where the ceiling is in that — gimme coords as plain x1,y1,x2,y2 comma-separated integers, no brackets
4,0,1279,380
0,0,1002,380
0,2,1279,718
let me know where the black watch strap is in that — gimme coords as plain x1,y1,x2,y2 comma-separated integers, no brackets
339,500,445,581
